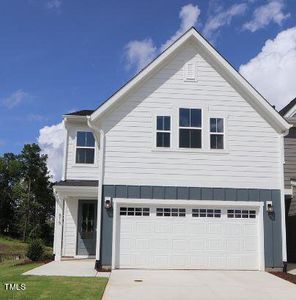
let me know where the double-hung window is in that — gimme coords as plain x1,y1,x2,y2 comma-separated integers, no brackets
76,131,95,164
210,118,224,149
156,116,171,148
179,108,202,148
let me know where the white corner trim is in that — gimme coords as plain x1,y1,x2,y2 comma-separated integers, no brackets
87,116,105,262
258,202,265,271
61,120,68,181
280,134,287,262
95,129,105,262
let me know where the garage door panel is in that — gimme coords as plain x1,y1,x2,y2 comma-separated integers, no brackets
136,239,149,250
244,238,258,251
190,239,206,250
150,238,170,249
189,223,207,234
136,222,152,233
117,203,261,270
172,239,186,250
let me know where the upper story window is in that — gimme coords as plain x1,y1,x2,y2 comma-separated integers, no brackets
179,108,202,148
76,131,95,164
156,116,171,148
210,118,224,149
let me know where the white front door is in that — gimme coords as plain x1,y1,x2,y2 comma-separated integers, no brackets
113,200,263,270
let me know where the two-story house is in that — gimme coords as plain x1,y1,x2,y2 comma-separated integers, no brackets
53,28,291,271
280,98,296,263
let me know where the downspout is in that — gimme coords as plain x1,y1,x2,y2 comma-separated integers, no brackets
280,130,289,272
61,119,69,181
87,117,105,270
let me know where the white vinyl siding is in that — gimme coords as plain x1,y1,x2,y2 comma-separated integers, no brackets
65,124,99,180
101,42,281,189
62,198,78,256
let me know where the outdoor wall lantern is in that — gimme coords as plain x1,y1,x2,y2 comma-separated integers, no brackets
266,201,274,214
104,197,112,209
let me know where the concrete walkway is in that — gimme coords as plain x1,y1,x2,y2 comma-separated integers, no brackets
22,259,110,278
103,269,296,300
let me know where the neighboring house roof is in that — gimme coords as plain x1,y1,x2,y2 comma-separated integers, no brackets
89,27,290,133
65,110,95,116
280,97,296,117
55,180,99,187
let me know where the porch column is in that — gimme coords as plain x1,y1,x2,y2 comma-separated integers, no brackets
53,192,64,261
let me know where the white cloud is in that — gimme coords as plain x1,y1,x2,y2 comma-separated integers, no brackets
243,0,290,32
124,3,200,72
124,39,157,72
46,0,62,10
160,4,201,52
203,3,247,39
27,114,48,122
38,122,65,181
2,90,27,109
239,26,296,110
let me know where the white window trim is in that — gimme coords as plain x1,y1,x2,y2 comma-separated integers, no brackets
155,115,171,148
208,114,228,152
74,130,98,167
152,113,172,151
151,106,229,154
178,107,203,150
209,117,225,150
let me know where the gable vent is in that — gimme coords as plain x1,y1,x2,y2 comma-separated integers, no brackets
184,62,197,81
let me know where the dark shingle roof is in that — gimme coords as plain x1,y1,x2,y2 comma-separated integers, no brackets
280,98,296,116
65,110,94,116
55,180,98,187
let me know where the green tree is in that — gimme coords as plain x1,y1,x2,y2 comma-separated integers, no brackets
18,144,55,242
0,153,22,235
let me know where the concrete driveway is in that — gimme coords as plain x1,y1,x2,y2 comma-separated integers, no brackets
103,269,296,300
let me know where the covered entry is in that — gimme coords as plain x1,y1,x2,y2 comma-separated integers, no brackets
77,200,97,255
112,199,264,270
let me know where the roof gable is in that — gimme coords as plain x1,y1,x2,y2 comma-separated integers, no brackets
90,27,290,133
280,97,296,117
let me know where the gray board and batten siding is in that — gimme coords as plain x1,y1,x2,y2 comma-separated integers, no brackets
100,184,282,268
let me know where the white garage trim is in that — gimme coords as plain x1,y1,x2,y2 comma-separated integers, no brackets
112,198,265,270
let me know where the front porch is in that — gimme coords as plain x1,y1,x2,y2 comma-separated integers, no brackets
23,259,110,278
53,180,101,265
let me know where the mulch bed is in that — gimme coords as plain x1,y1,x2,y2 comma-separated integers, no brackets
270,272,296,284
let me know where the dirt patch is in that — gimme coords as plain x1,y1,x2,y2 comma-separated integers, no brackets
270,272,296,284
14,259,53,266
0,244,8,251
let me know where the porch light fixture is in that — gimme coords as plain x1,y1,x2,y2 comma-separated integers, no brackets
104,197,112,209
266,201,274,214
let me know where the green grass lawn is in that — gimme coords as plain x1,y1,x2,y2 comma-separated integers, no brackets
0,260,108,300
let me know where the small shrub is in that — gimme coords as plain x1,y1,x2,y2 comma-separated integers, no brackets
26,239,44,261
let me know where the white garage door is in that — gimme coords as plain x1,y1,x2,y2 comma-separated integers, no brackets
115,203,261,270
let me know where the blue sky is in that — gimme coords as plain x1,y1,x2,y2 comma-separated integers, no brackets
1,0,296,178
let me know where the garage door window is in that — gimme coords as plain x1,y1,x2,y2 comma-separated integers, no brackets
192,208,221,218
120,207,150,216
227,209,256,219
156,208,186,217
